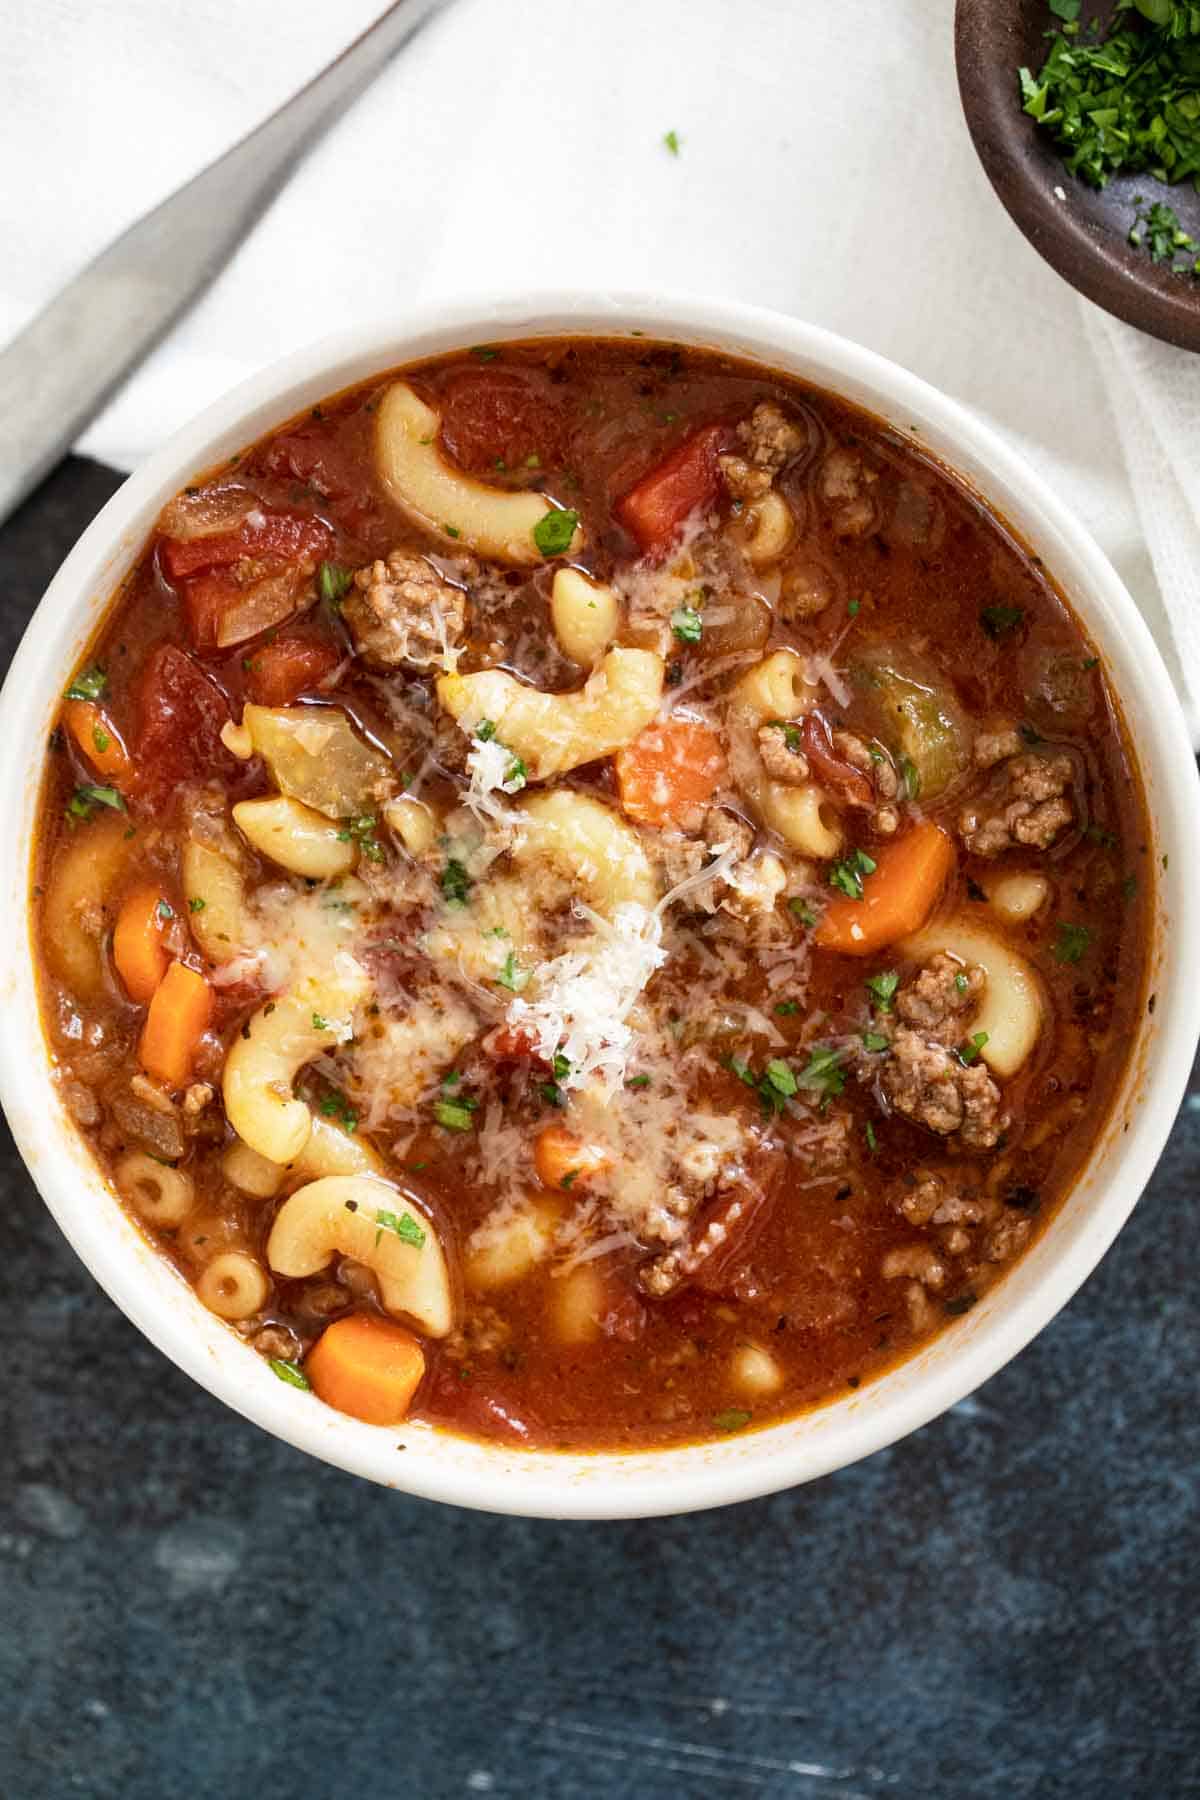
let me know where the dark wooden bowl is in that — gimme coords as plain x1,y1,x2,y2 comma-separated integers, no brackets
955,0,1200,352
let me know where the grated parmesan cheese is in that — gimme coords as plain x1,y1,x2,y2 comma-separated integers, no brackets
806,651,851,708
464,729,527,826
506,902,667,1098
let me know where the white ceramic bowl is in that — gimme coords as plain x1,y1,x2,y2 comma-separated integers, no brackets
3,292,1197,1518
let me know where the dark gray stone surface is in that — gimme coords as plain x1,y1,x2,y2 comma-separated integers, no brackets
1,461,1197,1800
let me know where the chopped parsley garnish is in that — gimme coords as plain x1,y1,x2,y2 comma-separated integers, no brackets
1021,1,1200,260
495,950,526,992
188,897,206,913
663,128,682,156
861,1030,891,1053
441,857,472,906
443,523,462,539
470,345,499,361
505,752,528,791
475,719,497,741
1053,921,1092,965
626,1073,652,1089
794,1044,849,1104
311,1012,330,1032
763,1058,798,1098
896,752,921,802
156,899,174,922
670,604,704,643
774,1000,800,1016
375,1209,427,1248
318,561,353,608
954,972,969,993
92,725,111,754
268,1358,311,1390
319,1089,357,1132
865,1120,878,1153
829,848,877,901
980,603,1025,640
766,718,803,751
789,897,818,927
434,1096,478,1131
539,1056,572,1107
864,969,899,1011
66,783,125,821
728,1054,801,1115
713,1408,752,1433
336,812,385,863
848,597,861,617
64,666,108,701
532,507,580,557
958,1031,990,1066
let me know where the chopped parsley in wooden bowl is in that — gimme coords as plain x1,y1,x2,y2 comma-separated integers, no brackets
955,0,1200,350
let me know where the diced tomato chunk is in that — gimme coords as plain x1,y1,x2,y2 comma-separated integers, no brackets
482,1022,542,1062
615,424,728,556
130,645,236,811
437,367,566,475
257,424,380,535
244,632,342,706
159,508,331,582
421,1358,544,1444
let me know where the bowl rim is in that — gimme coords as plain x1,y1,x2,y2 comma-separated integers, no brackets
3,288,1198,1518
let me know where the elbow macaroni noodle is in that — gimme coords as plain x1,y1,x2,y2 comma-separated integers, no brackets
232,795,357,880
375,381,582,564
900,916,1045,1078
550,567,619,666
737,491,796,568
727,650,843,858
437,648,664,780
267,1175,453,1336
223,964,369,1165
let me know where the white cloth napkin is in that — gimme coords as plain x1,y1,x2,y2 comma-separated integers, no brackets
1,0,1196,740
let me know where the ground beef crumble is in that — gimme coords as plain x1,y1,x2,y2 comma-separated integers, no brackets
817,446,880,536
959,744,1075,858
719,401,809,502
876,956,1008,1150
344,549,468,671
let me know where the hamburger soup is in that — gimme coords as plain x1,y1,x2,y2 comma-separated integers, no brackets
33,339,1151,1448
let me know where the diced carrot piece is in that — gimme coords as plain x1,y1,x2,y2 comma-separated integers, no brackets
535,1123,612,1192
113,883,172,1004
815,821,955,957
615,424,727,555
62,699,130,779
138,961,212,1087
305,1314,426,1425
614,717,726,827
244,632,341,705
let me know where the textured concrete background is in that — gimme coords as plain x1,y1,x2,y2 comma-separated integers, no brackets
2,462,1197,1800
